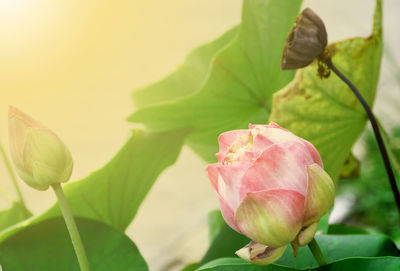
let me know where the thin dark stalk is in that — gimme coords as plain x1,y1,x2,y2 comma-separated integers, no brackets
326,58,400,215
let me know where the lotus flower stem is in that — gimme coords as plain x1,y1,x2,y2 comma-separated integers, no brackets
326,58,400,215
0,141,28,209
308,238,327,266
52,183,91,271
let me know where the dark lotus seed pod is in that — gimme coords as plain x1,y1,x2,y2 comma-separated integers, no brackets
281,8,328,70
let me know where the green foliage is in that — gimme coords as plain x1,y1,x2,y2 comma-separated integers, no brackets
269,0,383,182
199,258,286,271
0,202,31,232
0,217,148,271
128,0,302,162
201,221,399,269
317,257,400,271
338,127,400,242
275,235,399,269
317,212,330,234
43,129,188,230
339,153,360,179
198,232,400,270
327,224,369,235
181,263,200,271
196,257,400,271
201,223,249,265
0,129,188,241
132,27,238,109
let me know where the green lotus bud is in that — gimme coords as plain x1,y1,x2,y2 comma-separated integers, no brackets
8,106,73,191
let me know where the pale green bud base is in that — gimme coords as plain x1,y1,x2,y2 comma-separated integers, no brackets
52,183,91,271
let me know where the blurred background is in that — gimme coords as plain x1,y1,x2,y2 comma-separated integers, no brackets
0,0,399,270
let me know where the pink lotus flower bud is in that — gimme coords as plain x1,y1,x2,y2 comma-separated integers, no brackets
8,106,73,191
206,122,335,264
